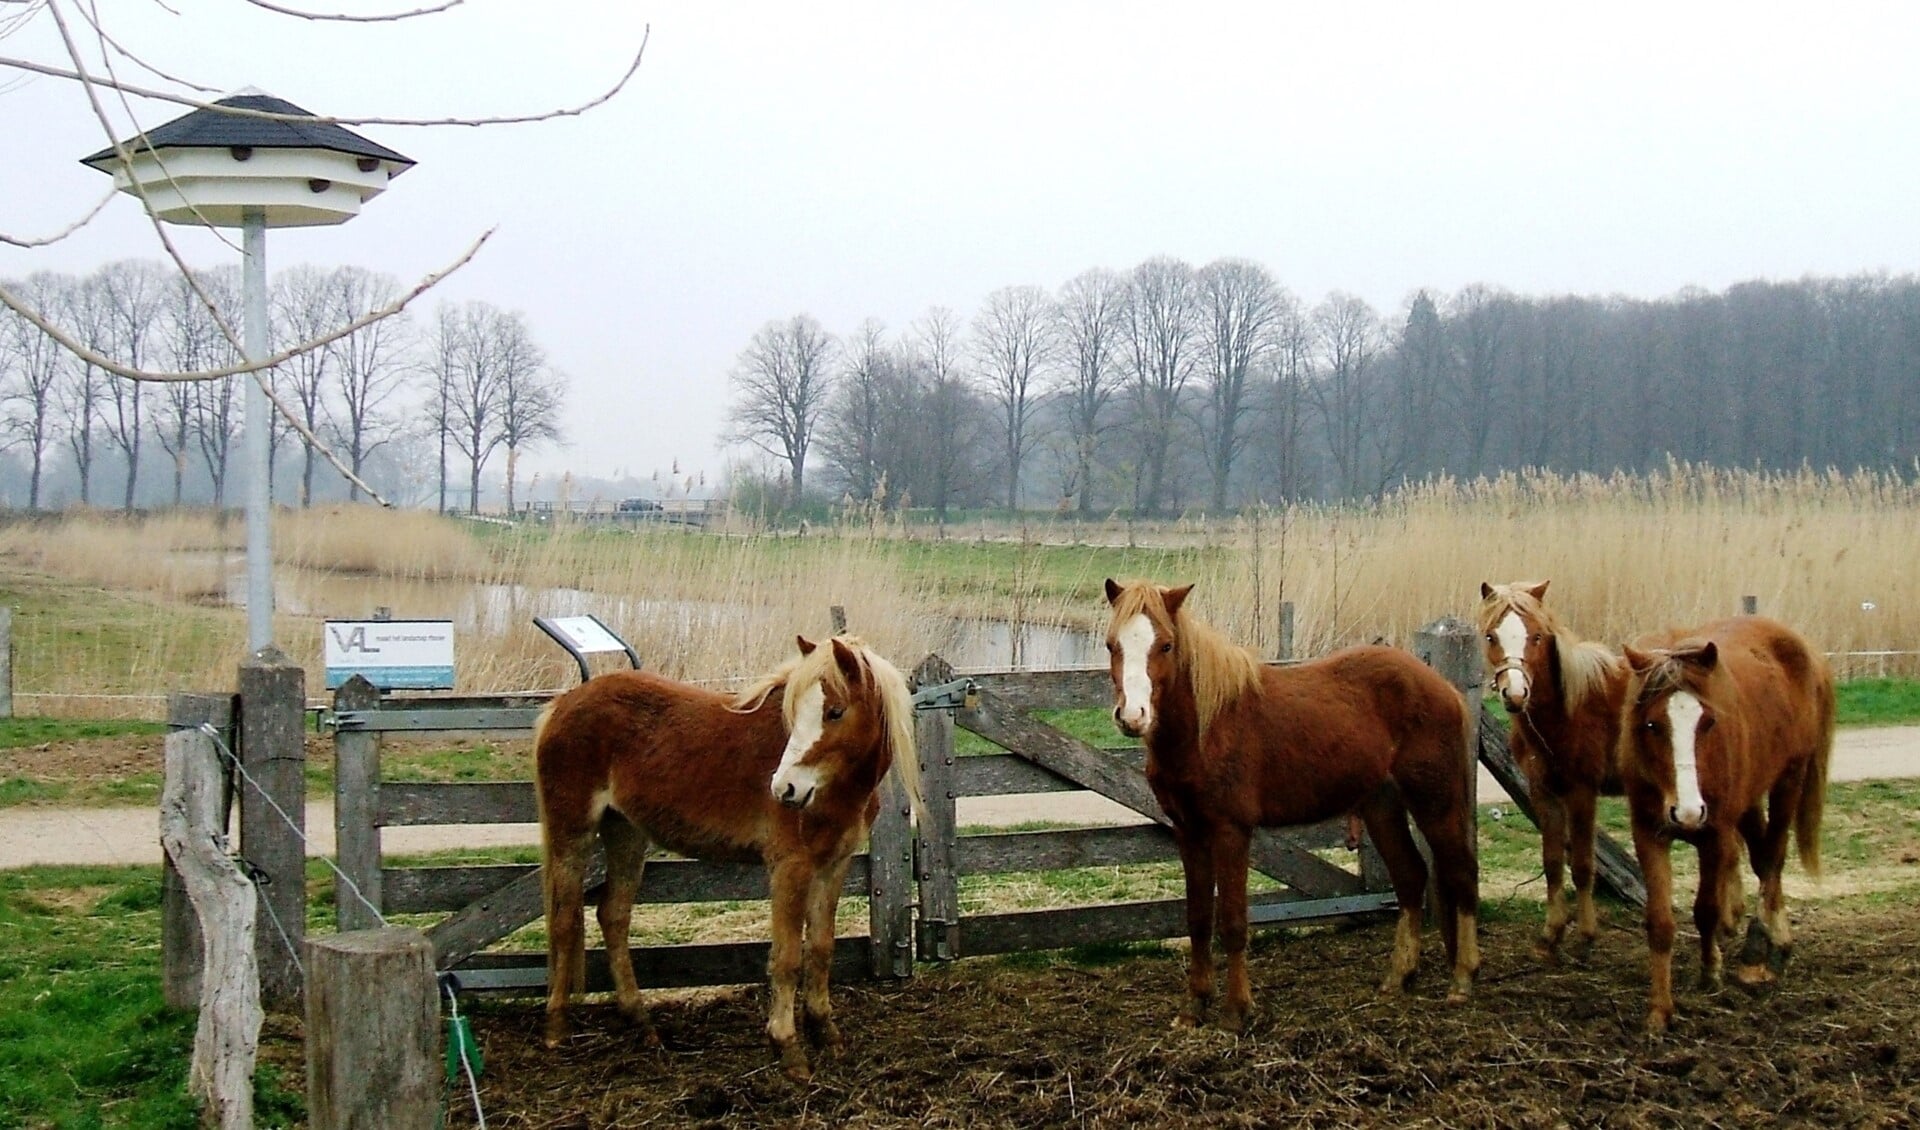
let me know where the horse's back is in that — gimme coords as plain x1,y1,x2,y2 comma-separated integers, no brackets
1665,616,1835,760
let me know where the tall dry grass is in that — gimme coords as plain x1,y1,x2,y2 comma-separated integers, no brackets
3,463,1915,717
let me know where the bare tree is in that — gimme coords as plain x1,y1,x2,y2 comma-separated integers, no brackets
434,300,551,514
324,267,413,502
0,272,69,509
1195,258,1283,512
724,314,836,506
496,345,565,514
54,271,112,505
1051,269,1127,515
970,285,1055,510
818,319,892,502
95,259,168,507
906,306,972,521
273,265,341,507
1122,256,1201,515
1307,292,1386,497
1260,295,1314,501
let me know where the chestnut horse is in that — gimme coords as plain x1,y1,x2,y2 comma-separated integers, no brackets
1478,580,1632,959
1103,578,1480,1031
1619,616,1833,1034
534,635,920,1081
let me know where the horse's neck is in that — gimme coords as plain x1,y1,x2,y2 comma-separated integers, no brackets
1144,669,1204,771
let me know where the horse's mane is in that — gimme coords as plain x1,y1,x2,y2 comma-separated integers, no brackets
1111,581,1261,738
730,636,924,823
1477,583,1622,711
1627,643,1709,707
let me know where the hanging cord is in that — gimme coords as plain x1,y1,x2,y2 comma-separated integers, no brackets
441,974,488,1130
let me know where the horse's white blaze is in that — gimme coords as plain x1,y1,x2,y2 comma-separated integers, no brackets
1664,691,1708,828
771,683,826,805
1115,613,1157,732
1493,612,1531,702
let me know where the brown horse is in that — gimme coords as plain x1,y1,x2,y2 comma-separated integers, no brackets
534,635,920,1081
1103,578,1480,1031
1619,616,1833,1035
1478,580,1632,959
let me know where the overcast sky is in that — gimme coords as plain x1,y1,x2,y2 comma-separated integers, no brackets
4,2,1918,488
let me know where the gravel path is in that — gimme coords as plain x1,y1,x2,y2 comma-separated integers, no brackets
4,725,1917,870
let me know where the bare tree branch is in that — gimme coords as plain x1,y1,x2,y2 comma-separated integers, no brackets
0,186,117,248
241,0,465,22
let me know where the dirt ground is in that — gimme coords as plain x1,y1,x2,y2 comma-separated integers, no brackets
298,896,1917,1129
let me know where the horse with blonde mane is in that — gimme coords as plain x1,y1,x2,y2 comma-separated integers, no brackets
1619,616,1832,1034
1478,580,1632,959
534,635,920,1081
1103,579,1480,1032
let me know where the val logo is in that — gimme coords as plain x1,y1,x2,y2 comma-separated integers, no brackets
329,625,382,654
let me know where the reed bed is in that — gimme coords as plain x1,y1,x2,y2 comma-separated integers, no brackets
2,462,1914,717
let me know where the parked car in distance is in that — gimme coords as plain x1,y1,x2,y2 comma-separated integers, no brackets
617,497,662,513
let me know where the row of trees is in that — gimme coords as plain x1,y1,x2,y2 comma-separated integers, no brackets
0,260,567,512
726,260,1920,514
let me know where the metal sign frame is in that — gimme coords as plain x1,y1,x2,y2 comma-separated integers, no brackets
533,614,641,684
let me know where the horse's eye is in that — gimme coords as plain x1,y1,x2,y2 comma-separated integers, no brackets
1529,634,1543,644
1699,716,1715,733
1643,719,1659,733
825,706,845,722
1485,633,1497,646
1159,642,1173,654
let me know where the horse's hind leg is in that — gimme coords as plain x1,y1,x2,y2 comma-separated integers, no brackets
1359,792,1427,997
1737,773,1803,986
801,853,855,1054
542,828,594,1049
596,813,658,1046
1411,800,1481,1003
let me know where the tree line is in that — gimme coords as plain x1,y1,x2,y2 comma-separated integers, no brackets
726,260,1920,515
0,260,567,513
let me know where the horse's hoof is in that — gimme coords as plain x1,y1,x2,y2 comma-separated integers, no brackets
1217,1010,1248,1035
1171,1011,1201,1030
1377,978,1408,998
543,1016,570,1050
638,1026,664,1050
1446,981,1473,1005
805,1015,844,1053
1531,938,1560,965
1645,1009,1672,1038
778,1043,812,1083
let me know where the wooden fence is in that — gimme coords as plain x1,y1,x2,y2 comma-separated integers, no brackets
316,617,1589,994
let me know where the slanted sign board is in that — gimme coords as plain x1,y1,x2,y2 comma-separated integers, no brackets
324,619,455,690
534,614,640,683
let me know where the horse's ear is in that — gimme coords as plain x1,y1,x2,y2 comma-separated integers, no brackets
1691,641,1719,672
828,636,863,681
1623,644,1656,673
1479,581,1495,601
1163,584,1194,618
1104,577,1123,605
796,635,817,657
1525,580,1550,601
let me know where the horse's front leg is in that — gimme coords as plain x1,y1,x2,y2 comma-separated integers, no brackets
800,851,855,1055
1172,825,1217,1029
596,816,658,1046
1533,789,1572,961
1564,786,1602,958
764,858,814,1082
1211,825,1255,1033
1692,830,1731,991
1631,817,1678,1035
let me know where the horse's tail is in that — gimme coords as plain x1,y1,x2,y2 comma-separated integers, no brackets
1794,675,1836,877
532,701,560,926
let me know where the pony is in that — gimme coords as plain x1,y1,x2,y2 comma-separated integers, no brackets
533,634,920,1081
1477,580,1632,959
1103,578,1480,1031
1618,616,1833,1035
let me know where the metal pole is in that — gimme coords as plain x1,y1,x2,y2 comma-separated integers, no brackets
242,209,273,653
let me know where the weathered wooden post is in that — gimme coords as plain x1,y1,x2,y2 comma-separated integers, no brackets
0,605,12,719
913,654,961,962
163,691,238,1009
1742,594,1758,615
333,675,383,932
239,645,306,1009
1413,616,1484,860
1277,601,1296,662
830,605,848,634
160,725,261,1130
304,928,440,1130
867,748,915,979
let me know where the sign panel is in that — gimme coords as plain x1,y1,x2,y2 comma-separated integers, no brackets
323,619,455,690
542,615,630,655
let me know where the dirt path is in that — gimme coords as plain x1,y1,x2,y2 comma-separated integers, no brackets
4,726,1917,870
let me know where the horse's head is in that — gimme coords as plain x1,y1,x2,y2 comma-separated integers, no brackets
768,635,918,817
1478,580,1554,712
1623,639,1723,831
1103,577,1191,738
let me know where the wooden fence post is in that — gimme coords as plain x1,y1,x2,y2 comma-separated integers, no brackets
1742,594,1758,615
304,928,440,1130
1278,601,1295,662
1413,617,1484,861
164,691,238,1009
867,756,915,979
239,645,307,1010
830,605,848,634
333,675,384,932
0,605,12,718
913,654,961,962
160,726,262,1130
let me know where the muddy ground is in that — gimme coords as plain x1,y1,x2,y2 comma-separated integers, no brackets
284,897,1920,1129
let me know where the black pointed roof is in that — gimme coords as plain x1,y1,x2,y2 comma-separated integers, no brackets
81,92,413,172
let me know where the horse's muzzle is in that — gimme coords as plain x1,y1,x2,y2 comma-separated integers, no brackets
1667,802,1707,831
1112,707,1148,739
776,781,815,809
